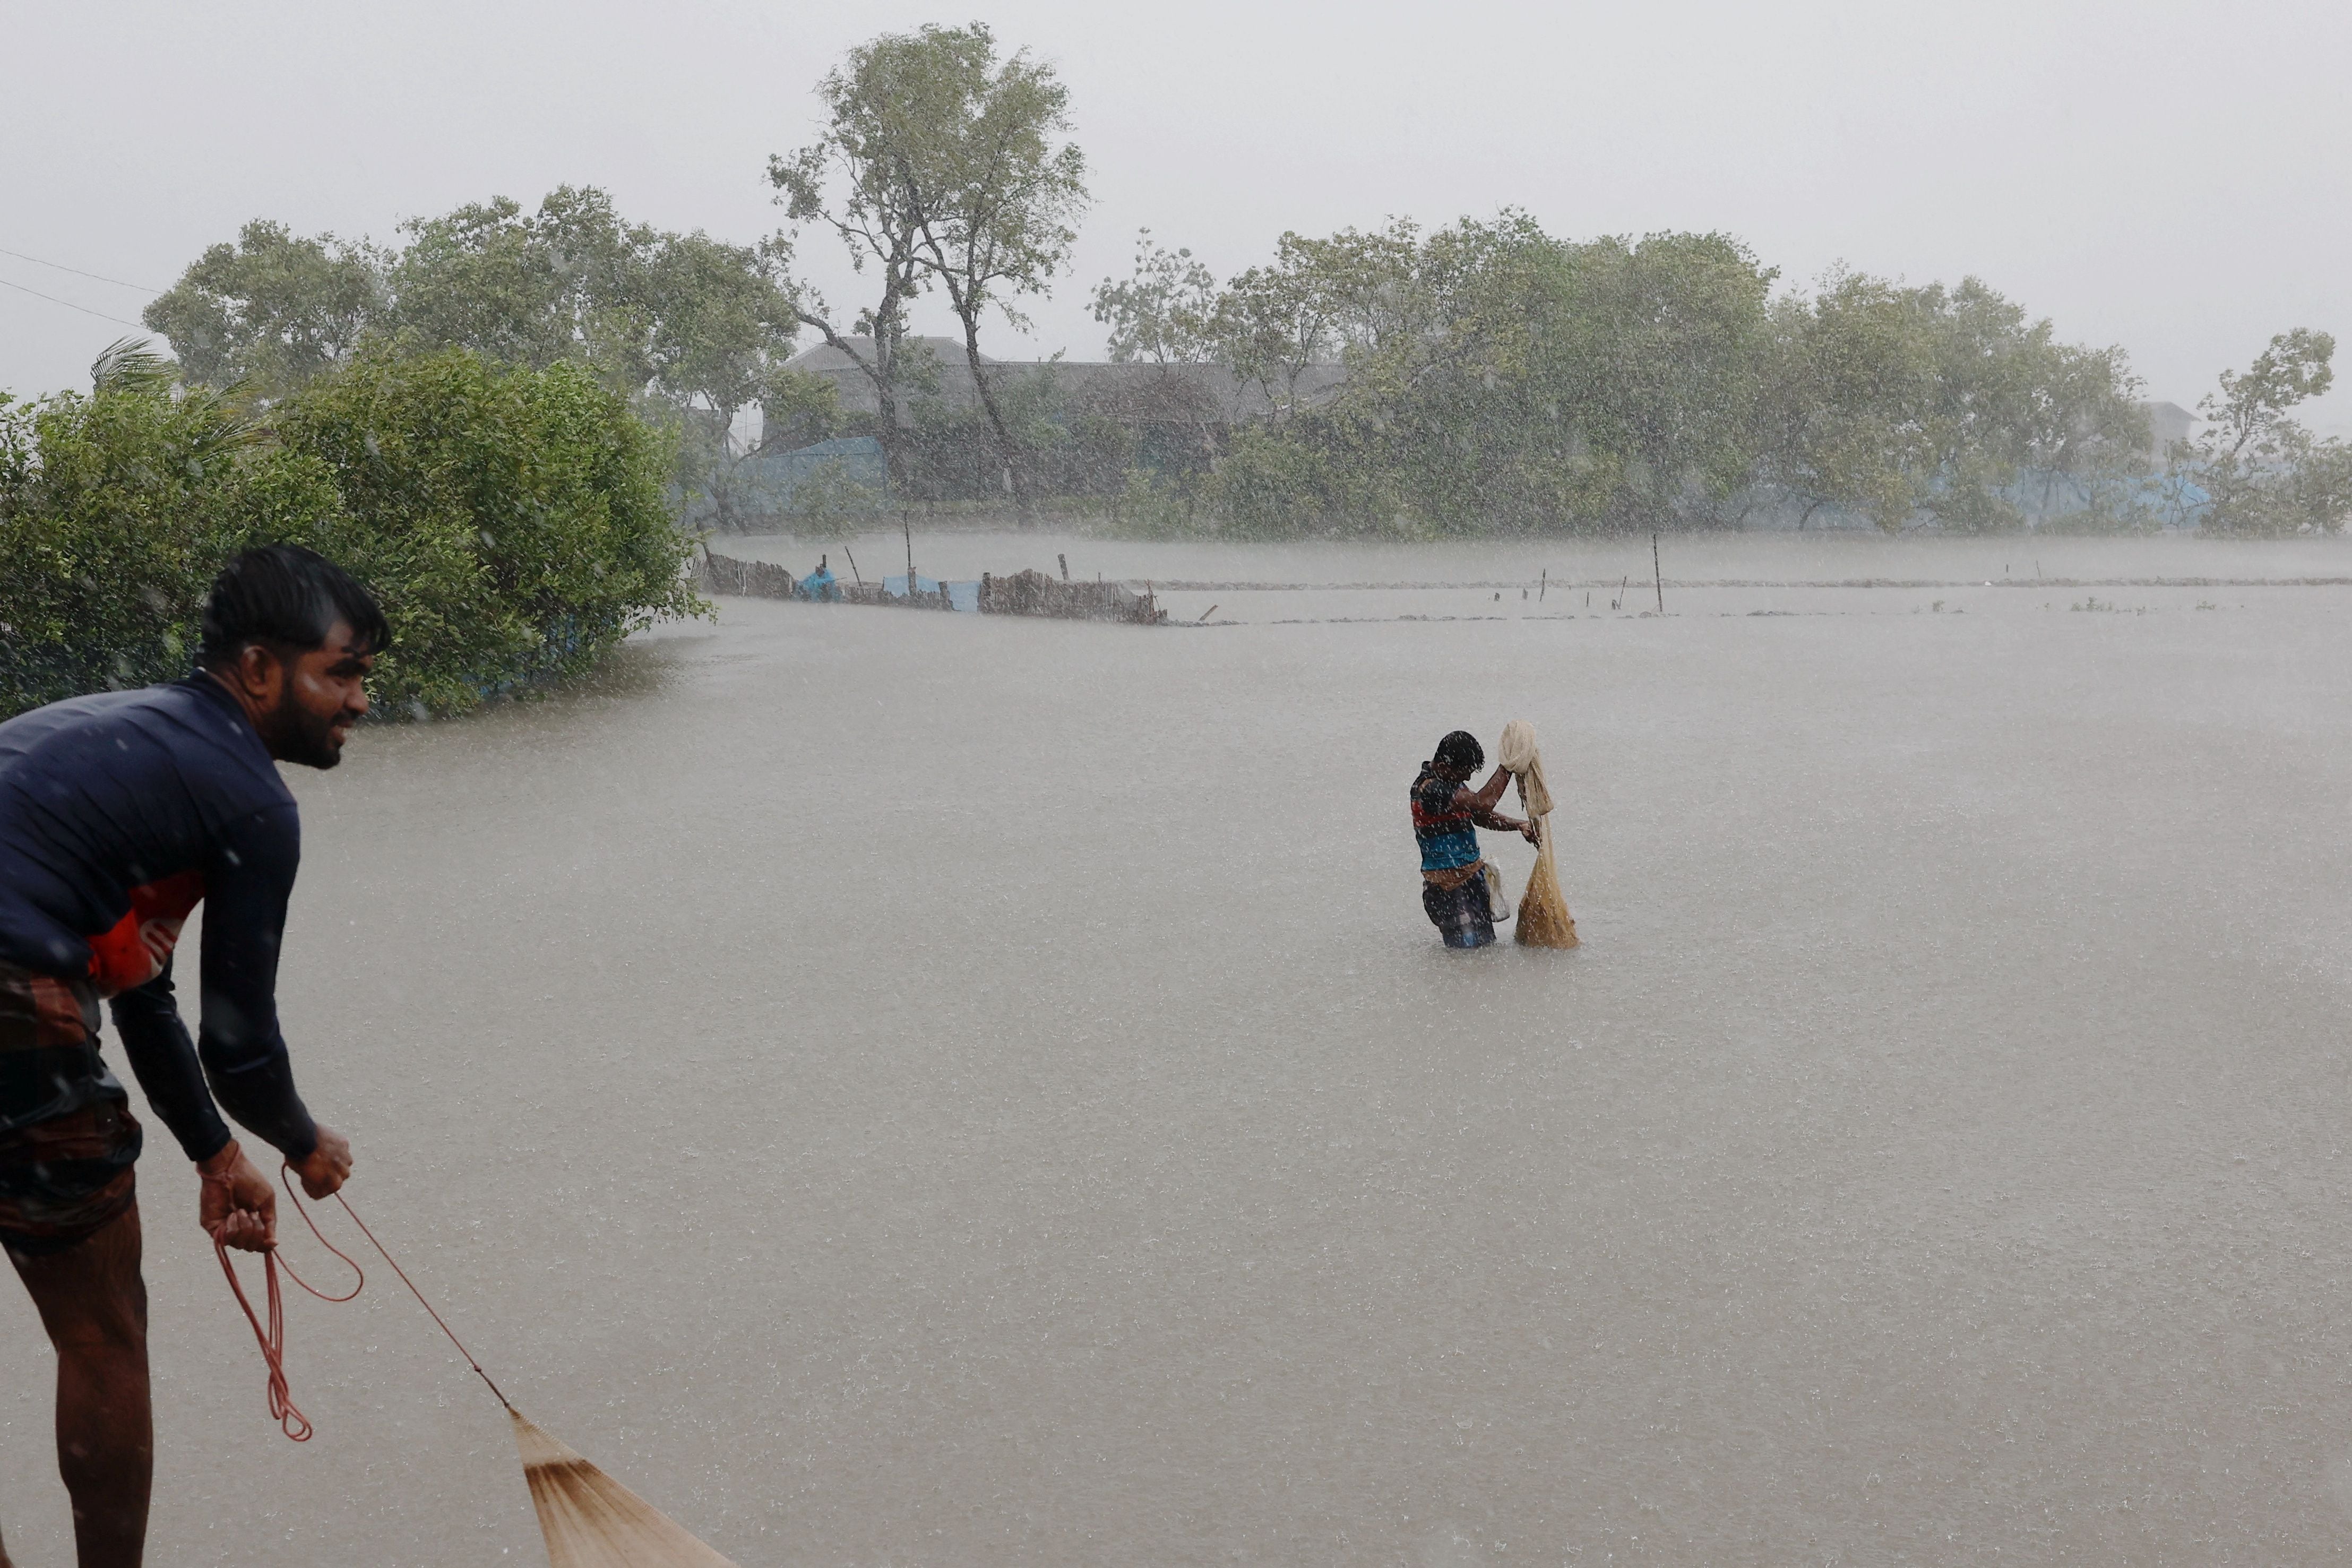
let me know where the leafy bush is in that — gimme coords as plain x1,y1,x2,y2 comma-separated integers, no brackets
272,347,703,712
0,343,702,721
1209,423,1408,538
0,347,338,709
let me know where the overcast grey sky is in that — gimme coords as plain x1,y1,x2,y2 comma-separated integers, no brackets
5,0,2347,425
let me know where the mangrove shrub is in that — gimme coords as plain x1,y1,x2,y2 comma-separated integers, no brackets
0,343,701,720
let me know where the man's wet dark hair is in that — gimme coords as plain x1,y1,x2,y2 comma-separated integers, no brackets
199,545,390,670
1435,730,1484,772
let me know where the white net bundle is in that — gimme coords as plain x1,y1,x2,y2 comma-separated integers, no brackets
1496,720,1578,949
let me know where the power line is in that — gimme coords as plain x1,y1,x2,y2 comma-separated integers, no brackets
0,275,149,330
0,246,165,295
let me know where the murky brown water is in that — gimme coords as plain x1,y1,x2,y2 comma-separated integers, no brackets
8,534,2352,1564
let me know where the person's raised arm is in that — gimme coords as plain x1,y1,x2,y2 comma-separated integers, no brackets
1454,766,1537,841
1457,765,1514,814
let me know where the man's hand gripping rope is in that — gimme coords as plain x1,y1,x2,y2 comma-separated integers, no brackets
199,1135,364,1441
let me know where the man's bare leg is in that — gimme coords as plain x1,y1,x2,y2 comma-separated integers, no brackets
8,1203,151,1568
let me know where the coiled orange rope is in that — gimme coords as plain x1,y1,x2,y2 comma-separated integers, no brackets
209,1168,364,1441
212,1165,509,1440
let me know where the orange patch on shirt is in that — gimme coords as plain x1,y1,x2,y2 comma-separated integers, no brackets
85,869,204,997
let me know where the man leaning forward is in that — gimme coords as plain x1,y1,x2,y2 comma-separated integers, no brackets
0,546,383,1568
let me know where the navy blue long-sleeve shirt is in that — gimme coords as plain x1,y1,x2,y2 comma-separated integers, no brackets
0,675,318,1162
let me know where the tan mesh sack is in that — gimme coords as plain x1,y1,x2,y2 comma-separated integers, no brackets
1496,720,1578,949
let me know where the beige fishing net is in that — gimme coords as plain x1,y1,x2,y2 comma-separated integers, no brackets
511,1407,743,1567
1496,720,1579,949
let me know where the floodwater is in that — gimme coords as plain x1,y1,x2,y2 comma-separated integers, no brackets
7,531,2352,1564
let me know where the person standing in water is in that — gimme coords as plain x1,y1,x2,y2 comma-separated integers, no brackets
1411,730,1537,949
0,546,377,1568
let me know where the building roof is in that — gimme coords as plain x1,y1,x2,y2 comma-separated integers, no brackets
783,335,1348,425
2140,400,2199,455
784,336,995,374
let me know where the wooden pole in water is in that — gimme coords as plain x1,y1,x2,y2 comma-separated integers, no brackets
1652,528,1664,613
903,512,915,597
1539,567,1547,602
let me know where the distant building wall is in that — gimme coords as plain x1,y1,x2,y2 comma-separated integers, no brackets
2142,400,2198,458
777,337,1347,430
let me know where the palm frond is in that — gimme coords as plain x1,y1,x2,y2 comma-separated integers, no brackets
89,337,179,395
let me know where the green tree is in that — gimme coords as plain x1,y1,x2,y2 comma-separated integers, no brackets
2185,329,2347,534
1761,272,1941,529
768,37,938,485
756,364,843,453
899,22,1089,509
645,232,799,423
1091,228,1218,365
2281,434,2352,533
1209,236,1346,425
774,23,1089,510
150,188,800,420
1760,272,2146,533
1299,214,1601,531
150,189,810,526
1283,218,1428,356
388,186,661,390
141,221,387,393
1211,218,1777,535
1565,230,1778,528
1909,280,2049,532
640,231,803,526
1201,219,1429,435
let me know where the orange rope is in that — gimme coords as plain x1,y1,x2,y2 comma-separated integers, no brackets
212,1165,507,1442
208,1169,362,1441
329,1187,509,1409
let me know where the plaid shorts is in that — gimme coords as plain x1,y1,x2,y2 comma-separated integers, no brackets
0,961,141,1259
1421,872,1498,949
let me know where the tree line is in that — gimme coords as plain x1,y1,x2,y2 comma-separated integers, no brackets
128,21,2350,537
1087,218,2350,537
141,187,805,509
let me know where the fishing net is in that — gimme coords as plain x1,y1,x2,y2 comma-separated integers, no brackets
512,1408,744,1567
216,1176,744,1567
1496,720,1578,949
